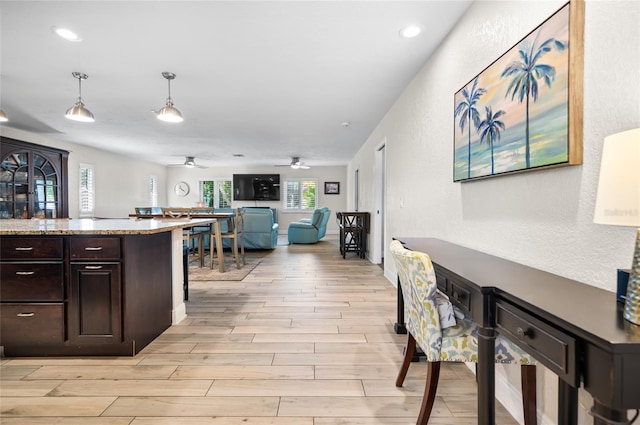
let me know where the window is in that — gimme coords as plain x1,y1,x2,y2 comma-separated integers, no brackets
200,179,232,208
79,163,95,217
284,179,317,211
149,175,158,207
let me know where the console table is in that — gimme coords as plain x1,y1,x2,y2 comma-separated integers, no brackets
393,237,640,425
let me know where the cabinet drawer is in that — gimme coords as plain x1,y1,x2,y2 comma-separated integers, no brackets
496,300,578,386
70,237,121,260
0,303,64,346
0,237,63,260
0,263,64,301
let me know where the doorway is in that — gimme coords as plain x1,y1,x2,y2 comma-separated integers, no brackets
372,140,386,264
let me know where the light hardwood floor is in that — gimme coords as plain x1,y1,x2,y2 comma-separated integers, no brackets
1,235,519,424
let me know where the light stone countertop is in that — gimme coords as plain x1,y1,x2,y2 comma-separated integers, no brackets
0,217,216,235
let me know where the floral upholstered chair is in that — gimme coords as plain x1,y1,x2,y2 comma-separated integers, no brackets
390,240,537,425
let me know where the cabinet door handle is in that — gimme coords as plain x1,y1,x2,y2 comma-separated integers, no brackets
17,312,35,317
84,265,103,270
84,247,103,251
14,247,34,251
15,271,35,276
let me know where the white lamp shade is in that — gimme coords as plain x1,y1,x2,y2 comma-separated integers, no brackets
593,128,640,226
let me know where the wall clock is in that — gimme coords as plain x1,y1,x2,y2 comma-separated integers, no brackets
174,181,190,196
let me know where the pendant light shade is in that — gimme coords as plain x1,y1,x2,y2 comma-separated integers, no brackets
157,72,183,123
65,72,95,122
0,109,8,122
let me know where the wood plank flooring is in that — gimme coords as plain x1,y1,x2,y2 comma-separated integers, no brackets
0,235,518,424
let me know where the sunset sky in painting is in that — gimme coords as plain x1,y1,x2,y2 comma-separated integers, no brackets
454,4,569,148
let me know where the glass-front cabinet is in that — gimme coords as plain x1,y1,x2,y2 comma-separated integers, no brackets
0,137,69,219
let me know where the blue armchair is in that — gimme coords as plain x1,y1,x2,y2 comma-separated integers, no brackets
288,207,331,244
203,207,279,250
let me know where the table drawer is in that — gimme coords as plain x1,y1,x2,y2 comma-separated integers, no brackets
0,237,63,260
496,300,578,386
448,278,471,312
0,303,65,346
435,272,447,292
70,237,121,260
0,263,64,301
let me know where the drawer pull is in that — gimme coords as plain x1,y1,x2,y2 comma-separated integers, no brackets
516,327,533,340
84,265,103,270
14,246,34,251
15,271,35,276
84,247,104,251
16,312,35,317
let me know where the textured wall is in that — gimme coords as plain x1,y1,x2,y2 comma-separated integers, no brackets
350,1,640,423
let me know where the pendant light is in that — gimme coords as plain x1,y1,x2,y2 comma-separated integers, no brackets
0,109,8,122
65,72,95,122
157,72,183,123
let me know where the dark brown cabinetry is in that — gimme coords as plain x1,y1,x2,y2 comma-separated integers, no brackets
69,237,123,344
0,232,173,357
0,137,69,219
0,236,65,349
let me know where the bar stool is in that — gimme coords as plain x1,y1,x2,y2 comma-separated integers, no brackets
161,207,205,267
210,208,245,270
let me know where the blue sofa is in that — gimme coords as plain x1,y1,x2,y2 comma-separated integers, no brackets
287,207,331,244
214,207,279,250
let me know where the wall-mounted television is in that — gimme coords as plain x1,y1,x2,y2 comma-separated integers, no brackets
233,174,280,201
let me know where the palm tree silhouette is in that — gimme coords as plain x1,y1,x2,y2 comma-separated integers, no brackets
477,106,506,175
455,78,486,179
501,32,567,168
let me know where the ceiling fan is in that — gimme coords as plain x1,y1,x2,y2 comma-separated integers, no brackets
276,156,310,169
168,156,207,169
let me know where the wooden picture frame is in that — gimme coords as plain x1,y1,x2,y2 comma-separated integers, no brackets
453,0,583,182
324,182,340,195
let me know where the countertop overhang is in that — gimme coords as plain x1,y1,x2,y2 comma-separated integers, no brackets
0,218,216,235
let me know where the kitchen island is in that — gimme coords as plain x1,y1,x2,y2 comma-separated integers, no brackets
0,217,215,356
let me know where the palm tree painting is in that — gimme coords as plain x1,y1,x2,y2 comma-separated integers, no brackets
501,33,567,168
454,78,486,179
453,3,574,181
477,106,506,175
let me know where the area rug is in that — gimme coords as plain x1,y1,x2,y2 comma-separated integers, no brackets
189,258,261,281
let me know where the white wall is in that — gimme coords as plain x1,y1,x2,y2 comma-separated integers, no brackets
350,1,640,424
1,127,168,218
0,126,346,232
166,164,347,235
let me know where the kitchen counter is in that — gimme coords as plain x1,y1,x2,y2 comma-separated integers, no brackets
0,217,216,235
0,217,214,356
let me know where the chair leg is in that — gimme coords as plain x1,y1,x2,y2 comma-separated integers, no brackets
396,333,417,387
240,235,246,265
232,237,240,269
198,234,204,268
209,234,219,270
521,364,537,425
416,362,441,425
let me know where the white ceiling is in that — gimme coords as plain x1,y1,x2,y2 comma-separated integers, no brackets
0,1,471,168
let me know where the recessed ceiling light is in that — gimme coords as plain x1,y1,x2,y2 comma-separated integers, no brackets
341,122,351,128
400,25,421,38
52,27,82,42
